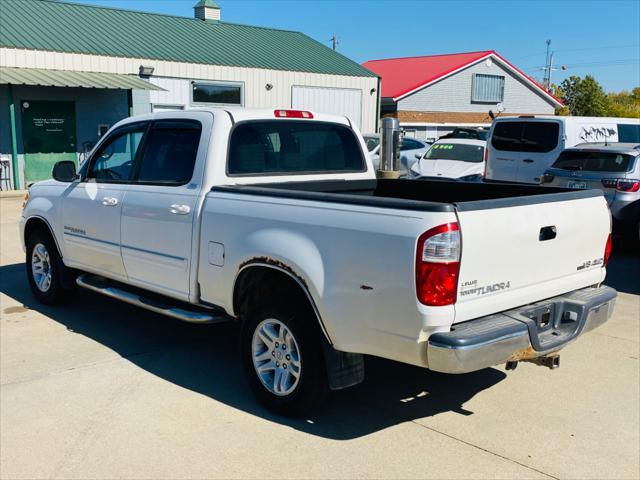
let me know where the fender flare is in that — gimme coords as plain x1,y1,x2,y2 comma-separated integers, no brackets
234,260,332,344
24,215,63,258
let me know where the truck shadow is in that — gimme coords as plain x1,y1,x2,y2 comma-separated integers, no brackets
605,235,640,295
0,262,508,439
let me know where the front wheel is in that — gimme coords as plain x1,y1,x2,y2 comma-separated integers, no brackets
26,230,76,304
241,302,327,416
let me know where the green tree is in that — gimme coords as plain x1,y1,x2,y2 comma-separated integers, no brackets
606,87,640,118
557,75,609,116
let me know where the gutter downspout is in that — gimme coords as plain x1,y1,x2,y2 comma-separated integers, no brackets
7,84,20,190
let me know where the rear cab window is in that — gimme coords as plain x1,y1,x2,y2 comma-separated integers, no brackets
228,121,365,175
552,151,636,172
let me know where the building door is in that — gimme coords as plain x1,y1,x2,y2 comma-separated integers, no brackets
21,100,77,183
292,86,362,130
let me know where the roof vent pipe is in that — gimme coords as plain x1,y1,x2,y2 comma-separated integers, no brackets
194,0,220,21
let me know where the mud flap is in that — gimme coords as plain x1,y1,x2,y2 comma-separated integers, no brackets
320,338,365,390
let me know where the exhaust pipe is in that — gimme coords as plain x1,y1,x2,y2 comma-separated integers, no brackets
377,117,401,179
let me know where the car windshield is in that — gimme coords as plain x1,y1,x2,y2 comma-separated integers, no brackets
552,151,635,172
363,136,380,152
424,143,485,163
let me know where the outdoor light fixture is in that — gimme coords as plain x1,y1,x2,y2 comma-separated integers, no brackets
265,83,273,91
139,65,155,77
370,88,376,95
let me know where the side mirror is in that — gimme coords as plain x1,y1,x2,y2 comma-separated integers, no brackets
415,153,422,160
52,160,77,182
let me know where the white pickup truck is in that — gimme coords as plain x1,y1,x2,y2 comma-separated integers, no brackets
21,108,616,415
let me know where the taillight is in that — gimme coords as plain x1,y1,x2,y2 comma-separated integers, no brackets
541,172,555,184
601,178,640,192
603,233,612,267
416,223,461,306
274,109,314,119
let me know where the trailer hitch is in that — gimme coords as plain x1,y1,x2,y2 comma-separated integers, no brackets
506,353,560,371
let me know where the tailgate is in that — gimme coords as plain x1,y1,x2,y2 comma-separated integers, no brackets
454,192,610,323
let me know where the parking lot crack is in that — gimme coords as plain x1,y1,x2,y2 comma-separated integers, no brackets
407,419,560,479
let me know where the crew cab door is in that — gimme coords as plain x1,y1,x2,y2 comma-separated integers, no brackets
61,123,147,279
120,118,206,301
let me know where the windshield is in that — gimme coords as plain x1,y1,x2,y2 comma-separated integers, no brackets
552,151,636,172
363,136,380,152
424,143,485,163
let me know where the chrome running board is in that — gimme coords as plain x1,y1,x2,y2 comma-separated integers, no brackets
76,274,228,324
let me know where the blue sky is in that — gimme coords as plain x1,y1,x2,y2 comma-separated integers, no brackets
69,0,639,92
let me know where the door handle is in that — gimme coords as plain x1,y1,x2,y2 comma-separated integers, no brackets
102,197,118,207
523,159,534,163
169,204,191,215
539,226,557,241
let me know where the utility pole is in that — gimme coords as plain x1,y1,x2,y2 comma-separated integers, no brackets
543,39,552,88
547,51,555,92
330,34,338,51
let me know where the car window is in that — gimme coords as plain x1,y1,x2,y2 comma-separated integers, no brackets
401,138,423,151
521,122,559,153
135,120,202,185
491,122,524,151
552,151,635,172
364,136,380,152
618,123,640,143
87,126,146,182
425,143,485,163
228,121,364,175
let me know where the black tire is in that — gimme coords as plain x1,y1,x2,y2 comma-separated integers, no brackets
26,229,76,305
240,300,328,416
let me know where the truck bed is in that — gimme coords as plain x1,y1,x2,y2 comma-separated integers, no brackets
213,178,602,212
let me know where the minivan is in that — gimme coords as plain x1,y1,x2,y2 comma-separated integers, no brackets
485,116,640,184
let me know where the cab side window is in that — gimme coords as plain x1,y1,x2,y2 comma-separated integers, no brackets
87,126,146,182
134,120,202,185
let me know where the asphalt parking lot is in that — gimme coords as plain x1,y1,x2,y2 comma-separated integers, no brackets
1,195,638,480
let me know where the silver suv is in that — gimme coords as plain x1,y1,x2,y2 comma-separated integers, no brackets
542,143,640,241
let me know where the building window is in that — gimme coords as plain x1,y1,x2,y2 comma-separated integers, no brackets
191,81,243,106
471,74,505,103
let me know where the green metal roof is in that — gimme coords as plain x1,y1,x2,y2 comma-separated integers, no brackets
0,0,376,78
0,66,166,90
194,0,220,8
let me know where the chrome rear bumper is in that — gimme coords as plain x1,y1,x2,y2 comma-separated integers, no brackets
427,286,617,374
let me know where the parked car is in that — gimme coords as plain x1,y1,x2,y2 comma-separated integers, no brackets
439,127,489,141
366,134,430,174
21,108,616,415
486,116,640,184
542,143,640,241
410,138,486,181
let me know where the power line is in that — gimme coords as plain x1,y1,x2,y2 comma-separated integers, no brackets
525,58,639,70
511,43,640,61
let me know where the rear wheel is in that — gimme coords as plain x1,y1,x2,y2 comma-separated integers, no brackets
26,229,76,304
241,301,327,416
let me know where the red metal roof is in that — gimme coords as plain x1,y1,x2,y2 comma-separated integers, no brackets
363,50,563,106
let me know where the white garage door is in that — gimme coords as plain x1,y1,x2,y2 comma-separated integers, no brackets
291,86,362,129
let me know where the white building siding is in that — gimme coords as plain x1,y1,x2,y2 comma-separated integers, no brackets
292,86,362,128
397,58,555,114
1,47,379,132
